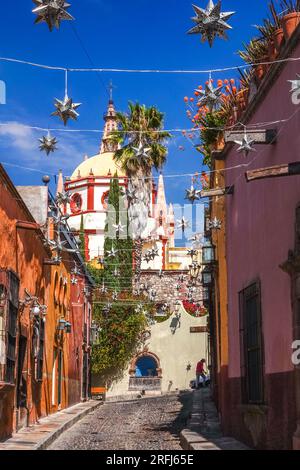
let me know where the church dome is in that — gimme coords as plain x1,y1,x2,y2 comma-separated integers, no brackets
71,151,126,179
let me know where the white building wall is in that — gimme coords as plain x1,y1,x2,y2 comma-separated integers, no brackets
106,305,209,398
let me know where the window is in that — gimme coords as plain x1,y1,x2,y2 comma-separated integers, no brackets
35,318,45,382
239,281,264,404
0,270,20,384
70,193,82,214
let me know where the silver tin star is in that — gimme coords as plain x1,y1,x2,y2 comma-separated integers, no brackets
288,74,300,93
132,141,151,159
52,94,81,126
176,217,190,232
185,185,201,204
196,80,223,111
71,277,78,285
187,249,198,258
112,291,118,301
56,191,71,205
208,217,222,230
158,270,165,279
188,1,235,48
113,222,126,235
39,131,58,155
32,1,74,32
106,247,118,258
234,133,256,156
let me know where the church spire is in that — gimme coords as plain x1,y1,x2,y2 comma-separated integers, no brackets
100,82,119,154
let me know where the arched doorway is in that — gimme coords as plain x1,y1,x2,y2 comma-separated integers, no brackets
129,352,162,392
135,355,158,378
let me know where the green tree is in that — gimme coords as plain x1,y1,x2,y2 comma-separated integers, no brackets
103,172,133,293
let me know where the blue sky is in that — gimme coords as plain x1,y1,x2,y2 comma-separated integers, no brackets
0,0,272,218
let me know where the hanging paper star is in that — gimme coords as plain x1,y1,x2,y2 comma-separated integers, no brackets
185,185,201,204
32,1,74,32
208,217,222,230
196,80,223,111
176,217,190,232
188,1,235,48
234,134,256,156
39,131,58,155
52,94,81,126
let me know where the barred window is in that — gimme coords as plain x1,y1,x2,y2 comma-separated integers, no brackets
239,281,265,404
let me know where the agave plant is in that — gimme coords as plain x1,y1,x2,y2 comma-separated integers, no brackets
280,0,300,13
269,0,282,28
238,38,269,64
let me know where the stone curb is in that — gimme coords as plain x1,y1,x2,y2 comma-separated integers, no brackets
180,390,250,451
35,401,102,450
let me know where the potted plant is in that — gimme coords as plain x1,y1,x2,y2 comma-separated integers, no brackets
270,1,285,51
281,0,300,40
255,18,278,61
238,39,269,82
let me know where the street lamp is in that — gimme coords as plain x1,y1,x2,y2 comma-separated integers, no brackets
189,261,201,285
202,239,215,265
202,267,213,287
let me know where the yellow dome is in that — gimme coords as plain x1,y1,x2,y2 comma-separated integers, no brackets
71,152,126,179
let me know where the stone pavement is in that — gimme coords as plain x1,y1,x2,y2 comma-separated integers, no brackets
180,388,250,450
0,400,102,451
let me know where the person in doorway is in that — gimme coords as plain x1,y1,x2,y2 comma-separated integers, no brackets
196,359,207,388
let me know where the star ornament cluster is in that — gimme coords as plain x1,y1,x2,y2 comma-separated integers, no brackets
188,1,235,48
52,94,81,126
32,1,74,32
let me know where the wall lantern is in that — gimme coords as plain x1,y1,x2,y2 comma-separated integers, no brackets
58,318,67,331
202,239,215,265
202,267,213,287
31,303,41,318
65,322,72,334
189,261,201,284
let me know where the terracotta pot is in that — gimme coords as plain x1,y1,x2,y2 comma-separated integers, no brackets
282,12,300,41
273,28,284,51
255,63,265,81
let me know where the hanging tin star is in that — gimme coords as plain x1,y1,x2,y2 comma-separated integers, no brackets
52,213,70,226
187,248,198,258
99,282,108,295
175,284,181,291
158,270,165,279
52,94,81,126
185,185,201,204
178,274,185,283
143,251,152,264
56,191,71,205
150,248,159,260
135,303,144,314
196,80,223,111
103,303,112,315
106,247,118,258
132,141,151,159
112,291,118,301
71,262,82,276
188,1,235,48
234,133,256,156
32,1,74,32
113,222,126,236
126,187,138,203
208,217,222,230
149,290,157,302
71,277,78,285
39,131,58,155
176,217,190,232
52,255,62,264
113,268,120,277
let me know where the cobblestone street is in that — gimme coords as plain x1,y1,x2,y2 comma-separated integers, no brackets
48,393,193,451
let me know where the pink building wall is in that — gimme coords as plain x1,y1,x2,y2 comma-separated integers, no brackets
224,41,300,448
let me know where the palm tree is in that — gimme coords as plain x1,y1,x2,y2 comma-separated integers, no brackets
111,102,171,279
